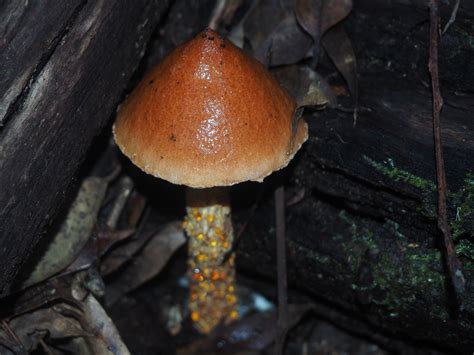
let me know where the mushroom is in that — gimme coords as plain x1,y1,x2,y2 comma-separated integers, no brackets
113,28,308,333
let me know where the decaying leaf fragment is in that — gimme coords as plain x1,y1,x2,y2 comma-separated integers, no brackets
75,293,131,355
0,273,131,355
65,227,135,278
295,0,357,104
240,0,312,66
274,65,336,108
105,221,186,306
295,0,352,37
0,305,90,354
322,22,358,101
295,0,353,64
243,0,287,51
231,0,357,110
254,15,313,66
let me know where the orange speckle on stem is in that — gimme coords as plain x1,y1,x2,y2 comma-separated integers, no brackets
226,294,236,304
197,253,207,262
191,311,200,322
193,273,204,282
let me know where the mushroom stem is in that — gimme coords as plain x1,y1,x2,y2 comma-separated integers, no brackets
184,187,239,333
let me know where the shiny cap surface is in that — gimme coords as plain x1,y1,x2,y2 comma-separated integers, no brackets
114,29,308,188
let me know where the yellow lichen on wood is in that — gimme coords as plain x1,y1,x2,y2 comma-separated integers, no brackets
184,189,238,333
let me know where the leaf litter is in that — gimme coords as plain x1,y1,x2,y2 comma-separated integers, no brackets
0,144,186,354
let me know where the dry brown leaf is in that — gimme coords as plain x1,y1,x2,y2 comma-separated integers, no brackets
255,15,313,66
105,221,186,306
241,0,312,66
295,0,352,39
77,294,131,355
273,65,336,108
295,0,353,65
322,23,358,102
100,227,155,276
0,303,89,353
66,227,135,276
243,0,286,53
1,273,130,355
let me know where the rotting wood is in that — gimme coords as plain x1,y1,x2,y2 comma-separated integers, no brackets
234,1,474,352
0,0,172,297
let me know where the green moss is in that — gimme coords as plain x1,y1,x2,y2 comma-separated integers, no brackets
363,157,474,261
450,174,474,242
287,239,330,264
339,211,377,273
324,157,474,320
362,155,436,191
456,240,474,260
338,211,447,318
369,248,446,319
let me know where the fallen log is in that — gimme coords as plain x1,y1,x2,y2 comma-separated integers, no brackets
0,0,172,296
233,1,474,353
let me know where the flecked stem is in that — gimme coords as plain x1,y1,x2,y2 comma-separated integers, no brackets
184,188,238,333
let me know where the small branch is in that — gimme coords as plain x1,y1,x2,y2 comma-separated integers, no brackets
208,0,227,30
1,320,24,351
428,0,465,308
106,176,134,228
39,338,54,355
274,185,288,355
442,0,460,35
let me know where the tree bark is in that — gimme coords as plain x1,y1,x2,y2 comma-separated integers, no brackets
0,0,172,296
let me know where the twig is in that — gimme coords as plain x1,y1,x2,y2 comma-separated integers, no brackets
102,164,121,183
208,0,228,30
442,0,460,35
1,320,25,351
273,185,288,355
106,176,134,228
428,0,465,308
39,338,54,355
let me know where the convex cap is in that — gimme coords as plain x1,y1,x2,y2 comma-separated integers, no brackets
114,29,308,188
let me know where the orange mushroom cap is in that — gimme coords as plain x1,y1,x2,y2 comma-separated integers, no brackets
113,29,308,188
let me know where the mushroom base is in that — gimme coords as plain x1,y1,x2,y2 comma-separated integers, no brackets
183,188,239,334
